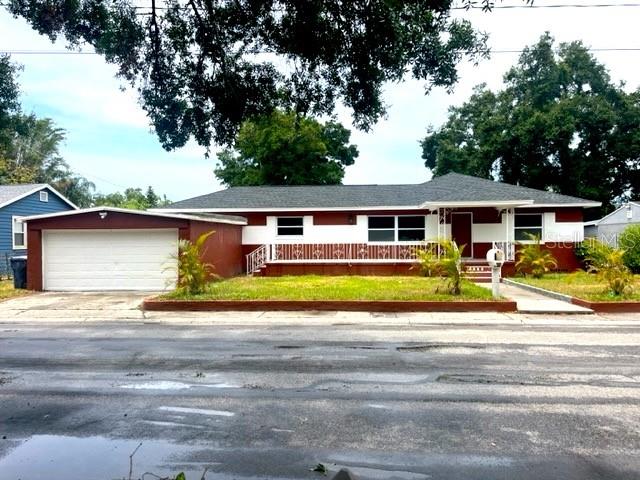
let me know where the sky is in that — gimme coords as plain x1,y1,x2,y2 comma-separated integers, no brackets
1,1,639,202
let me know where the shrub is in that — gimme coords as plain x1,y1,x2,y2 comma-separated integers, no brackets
588,248,633,296
171,231,217,295
619,224,640,274
415,239,465,295
515,234,557,278
576,238,614,272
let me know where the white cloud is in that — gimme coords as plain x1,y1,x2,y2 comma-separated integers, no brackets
2,1,640,200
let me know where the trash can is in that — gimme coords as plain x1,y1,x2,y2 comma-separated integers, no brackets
10,256,27,289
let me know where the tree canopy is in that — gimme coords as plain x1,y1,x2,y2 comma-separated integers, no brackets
214,110,358,186
422,34,640,213
92,186,171,209
0,55,170,208
4,0,498,149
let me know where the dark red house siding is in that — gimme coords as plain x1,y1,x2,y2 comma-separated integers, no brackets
189,220,243,278
26,211,243,291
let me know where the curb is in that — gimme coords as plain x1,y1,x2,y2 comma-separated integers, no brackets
142,299,518,313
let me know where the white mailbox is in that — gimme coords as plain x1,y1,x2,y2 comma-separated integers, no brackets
486,248,505,267
485,248,505,298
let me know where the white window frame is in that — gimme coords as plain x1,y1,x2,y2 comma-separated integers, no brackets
39,190,49,202
397,215,427,242
276,216,304,238
368,216,396,243
368,215,427,243
514,213,544,243
12,216,27,250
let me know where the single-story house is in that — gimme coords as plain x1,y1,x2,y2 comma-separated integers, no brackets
0,184,76,276
156,172,600,278
24,207,246,291
22,173,600,291
584,202,639,247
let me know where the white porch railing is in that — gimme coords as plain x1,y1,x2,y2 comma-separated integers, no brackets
246,244,269,274
493,241,516,261
269,242,432,263
246,241,517,275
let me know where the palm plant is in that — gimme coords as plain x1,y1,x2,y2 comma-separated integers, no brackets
171,231,217,295
515,234,557,278
587,246,633,297
415,239,465,295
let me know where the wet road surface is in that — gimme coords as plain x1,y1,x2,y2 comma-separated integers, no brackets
1,318,640,479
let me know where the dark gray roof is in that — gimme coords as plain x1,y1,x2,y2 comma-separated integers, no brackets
0,183,48,207
164,173,600,210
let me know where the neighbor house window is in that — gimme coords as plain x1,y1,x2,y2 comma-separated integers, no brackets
12,217,26,249
277,217,304,236
39,191,48,202
368,215,426,242
514,214,543,241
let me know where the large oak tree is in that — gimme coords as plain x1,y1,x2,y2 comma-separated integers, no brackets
214,109,358,186
5,0,500,149
422,34,640,213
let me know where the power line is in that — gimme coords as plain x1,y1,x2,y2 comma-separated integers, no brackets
4,47,640,56
2,1,640,11
453,2,640,9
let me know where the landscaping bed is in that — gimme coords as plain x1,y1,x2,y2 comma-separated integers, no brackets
513,271,640,312
0,280,29,302
145,275,516,312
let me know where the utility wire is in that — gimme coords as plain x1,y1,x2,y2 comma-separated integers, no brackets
4,48,640,56
2,1,640,11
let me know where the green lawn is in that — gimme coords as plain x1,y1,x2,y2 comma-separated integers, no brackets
0,280,29,301
162,275,497,301
516,271,640,302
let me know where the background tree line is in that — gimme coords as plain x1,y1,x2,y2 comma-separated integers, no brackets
422,34,640,215
0,54,170,209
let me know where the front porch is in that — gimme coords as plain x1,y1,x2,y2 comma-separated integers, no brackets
244,206,526,278
246,241,516,280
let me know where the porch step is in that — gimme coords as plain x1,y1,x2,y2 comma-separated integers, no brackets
463,263,494,283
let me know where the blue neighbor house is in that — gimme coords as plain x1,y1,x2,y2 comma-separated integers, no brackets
0,184,77,276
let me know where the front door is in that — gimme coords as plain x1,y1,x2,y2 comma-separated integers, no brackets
451,212,473,258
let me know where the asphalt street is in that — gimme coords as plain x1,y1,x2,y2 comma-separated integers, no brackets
0,295,639,479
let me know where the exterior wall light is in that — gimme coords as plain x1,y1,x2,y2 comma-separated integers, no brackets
99,211,108,220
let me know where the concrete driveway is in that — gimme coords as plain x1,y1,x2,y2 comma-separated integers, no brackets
0,291,150,321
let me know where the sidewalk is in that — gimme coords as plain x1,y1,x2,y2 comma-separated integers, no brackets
478,282,593,314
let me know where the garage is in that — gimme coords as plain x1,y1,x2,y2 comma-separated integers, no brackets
24,207,247,291
42,229,178,291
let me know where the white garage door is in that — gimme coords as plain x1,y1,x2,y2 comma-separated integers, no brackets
42,229,178,291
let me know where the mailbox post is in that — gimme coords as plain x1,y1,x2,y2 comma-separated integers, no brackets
485,248,505,298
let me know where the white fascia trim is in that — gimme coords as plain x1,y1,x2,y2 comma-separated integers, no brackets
589,202,637,226
152,206,423,213
0,184,78,211
420,200,534,208
22,206,248,226
517,202,602,208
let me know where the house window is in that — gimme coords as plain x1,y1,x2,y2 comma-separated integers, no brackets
39,191,49,202
398,216,426,241
368,216,395,242
514,214,543,241
277,217,304,236
368,216,426,242
12,217,26,249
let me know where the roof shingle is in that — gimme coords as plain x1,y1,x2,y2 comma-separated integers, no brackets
0,184,48,207
163,173,599,210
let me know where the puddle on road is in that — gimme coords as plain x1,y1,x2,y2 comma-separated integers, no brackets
120,381,239,390
0,435,205,480
158,406,235,417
